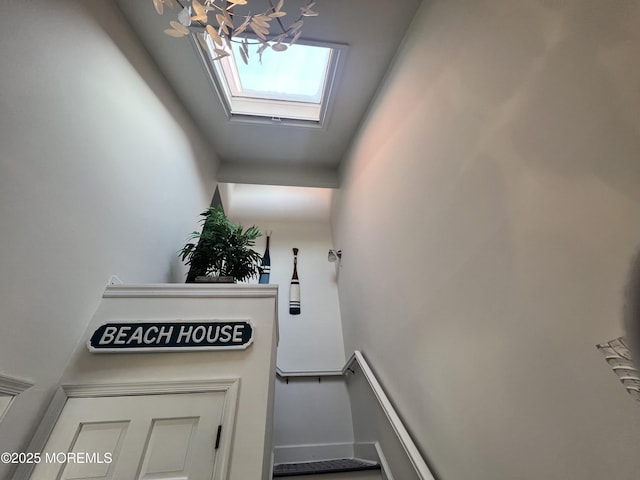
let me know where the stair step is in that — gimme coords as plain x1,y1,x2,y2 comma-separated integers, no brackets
273,458,381,478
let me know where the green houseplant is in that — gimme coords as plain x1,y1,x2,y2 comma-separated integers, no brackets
180,206,262,283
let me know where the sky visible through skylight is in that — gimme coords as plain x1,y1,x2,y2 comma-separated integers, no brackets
231,43,331,103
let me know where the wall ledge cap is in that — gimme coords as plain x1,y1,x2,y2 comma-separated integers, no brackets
104,283,278,298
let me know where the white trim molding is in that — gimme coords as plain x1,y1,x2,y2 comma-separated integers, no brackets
0,373,31,426
273,442,355,465
276,366,343,378
374,442,396,480
353,442,395,480
62,378,240,397
352,352,434,480
0,373,33,396
275,352,355,378
103,283,278,299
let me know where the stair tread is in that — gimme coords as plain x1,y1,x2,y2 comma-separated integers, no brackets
273,458,380,477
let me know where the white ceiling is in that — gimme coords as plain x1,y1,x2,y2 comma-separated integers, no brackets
113,0,422,187
219,183,333,222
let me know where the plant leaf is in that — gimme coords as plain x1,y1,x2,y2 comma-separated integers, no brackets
239,44,249,64
234,21,249,36
252,14,272,28
206,24,223,46
169,20,190,34
164,25,188,37
250,21,269,40
301,7,318,17
191,0,207,17
250,21,269,34
289,19,303,31
153,0,164,15
180,206,262,283
257,42,270,63
216,13,230,35
290,29,302,45
214,48,230,58
223,10,234,28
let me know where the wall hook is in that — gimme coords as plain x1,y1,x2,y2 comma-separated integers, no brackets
328,249,342,262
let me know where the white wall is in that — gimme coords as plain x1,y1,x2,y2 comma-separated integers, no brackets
333,0,640,479
226,215,354,458
58,285,278,480
231,220,345,371
0,0,217,476
273,378,355,463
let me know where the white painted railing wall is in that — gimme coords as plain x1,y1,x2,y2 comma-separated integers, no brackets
277,351,435,480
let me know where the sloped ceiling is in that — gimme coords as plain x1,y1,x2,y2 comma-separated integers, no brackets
114,0,422,187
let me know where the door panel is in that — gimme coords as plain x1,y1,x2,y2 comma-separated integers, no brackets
138,417,199,479
61,421,128,480
30,392,225,480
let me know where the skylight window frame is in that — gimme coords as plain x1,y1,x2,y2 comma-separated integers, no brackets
213,45,325,121
191,33,346,128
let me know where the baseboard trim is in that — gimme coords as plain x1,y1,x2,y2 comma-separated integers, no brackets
374,442,395,480
354,442,395,480
274,442,355,464
353,442,377,462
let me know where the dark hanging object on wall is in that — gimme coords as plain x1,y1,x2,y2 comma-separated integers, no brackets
259,233,271,284
289,247,301,315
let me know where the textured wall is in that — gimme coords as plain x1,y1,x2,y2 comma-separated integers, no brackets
0,1,217,475
333,0,640,478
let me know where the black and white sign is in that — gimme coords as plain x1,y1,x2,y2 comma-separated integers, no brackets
88,321,254,353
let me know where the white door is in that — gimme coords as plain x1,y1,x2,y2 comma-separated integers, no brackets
30,391,226,480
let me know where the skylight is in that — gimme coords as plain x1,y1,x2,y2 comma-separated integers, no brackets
194,34,343,126
231,43,330,103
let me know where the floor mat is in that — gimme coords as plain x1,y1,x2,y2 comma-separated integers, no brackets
273,458,381,477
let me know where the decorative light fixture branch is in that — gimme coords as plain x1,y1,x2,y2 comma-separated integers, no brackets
152,0,319,63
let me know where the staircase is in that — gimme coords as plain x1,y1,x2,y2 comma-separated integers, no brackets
273,458,382,479
273,351,436,480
